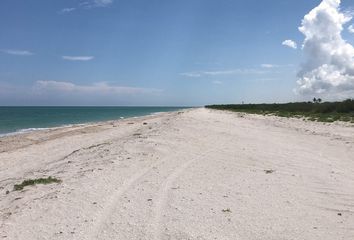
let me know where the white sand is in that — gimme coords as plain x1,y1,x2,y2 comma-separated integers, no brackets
0,108,353,240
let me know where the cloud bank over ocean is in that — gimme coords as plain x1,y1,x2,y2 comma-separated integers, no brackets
0,81,163,105
296,0,354,98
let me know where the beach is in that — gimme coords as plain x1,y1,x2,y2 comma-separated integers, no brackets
1,108,354,239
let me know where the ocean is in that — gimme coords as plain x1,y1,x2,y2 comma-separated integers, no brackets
0,106,187,136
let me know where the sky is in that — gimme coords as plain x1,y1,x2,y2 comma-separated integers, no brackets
1,0,354,106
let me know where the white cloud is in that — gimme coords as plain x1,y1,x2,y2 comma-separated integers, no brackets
59,8,76,14
34,80,162,95
180,68,267,78
282,40,297,49
0,80,163,105
296,0,354,98
348,24,354,33
80,0,113,9
261,64,278,68
1,49,33,56
61,0,113,12
180,72,202,78
261,64,295,69
62,56,94,61
202,70,239,75
212,80,223,85
93,0,113,7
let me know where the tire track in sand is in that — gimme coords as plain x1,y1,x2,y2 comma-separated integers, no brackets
87,166,153,240
87,145,180,240
152,151,212,240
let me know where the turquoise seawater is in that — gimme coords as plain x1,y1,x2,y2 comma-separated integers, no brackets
0,107,187,136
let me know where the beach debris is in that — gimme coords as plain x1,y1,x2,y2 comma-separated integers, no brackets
143,122,148,125
13,176,61,191
338,213,342,216
5,190,10,195
222,208,232,213
264,169,275,174
147,198,153,201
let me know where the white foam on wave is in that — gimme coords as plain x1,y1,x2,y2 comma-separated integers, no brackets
0,124,79,138
0,128,49,138
151,112,164,115
0,109,184,138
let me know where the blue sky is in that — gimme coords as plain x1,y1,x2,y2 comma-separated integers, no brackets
1,0,354,106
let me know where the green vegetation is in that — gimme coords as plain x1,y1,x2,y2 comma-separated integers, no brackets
13,177,61,191
206,99,354,123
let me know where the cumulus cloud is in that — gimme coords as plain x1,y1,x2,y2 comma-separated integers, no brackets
282,40,298,49
62,56,94,61
348,24,354,33
1,49,34,56
296,0,354,98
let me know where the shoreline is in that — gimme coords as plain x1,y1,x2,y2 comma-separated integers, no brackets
0,109,192,153
0,107,190,139
1,108,353,239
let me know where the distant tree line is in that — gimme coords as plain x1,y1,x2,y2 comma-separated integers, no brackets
205,99,354,114
313,98,322,103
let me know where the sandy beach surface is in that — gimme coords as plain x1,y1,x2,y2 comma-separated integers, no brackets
1,108,354,240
